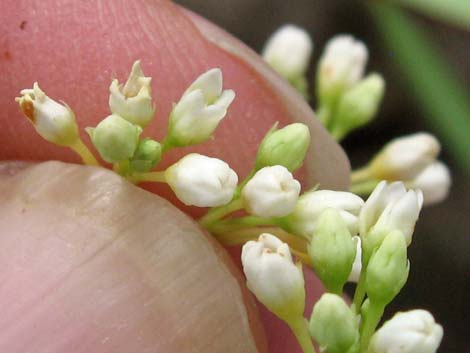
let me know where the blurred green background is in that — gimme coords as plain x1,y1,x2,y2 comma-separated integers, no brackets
176,0,470,351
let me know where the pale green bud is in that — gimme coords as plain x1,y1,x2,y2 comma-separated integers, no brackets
86,114,142,163
309,293,359,353
366,230,409,305
129,138,162,172
16,83,79,146
333,73,385,137
255,123,310,172
308,208,357,293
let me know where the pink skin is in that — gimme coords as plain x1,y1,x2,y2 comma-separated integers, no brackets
0,1,350,352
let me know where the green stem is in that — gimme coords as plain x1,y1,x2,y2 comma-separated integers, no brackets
161,137,173,154
350,179,380,196
130,170,167,183
316,105,331,127
208,216,279,234
199,198,244,227
288,317,317,353
352,271,367,314
113,160,131,177
69,139,99,166
350,167,373,184
330,124,348,142
359,301,385,353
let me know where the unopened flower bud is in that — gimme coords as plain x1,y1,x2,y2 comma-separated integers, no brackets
369,132,441,181
241,233,305,322
360,181,423,249
308,209,357,293
411,161,451,206
283,190,364,238
86,114,142,163
129,138,162,172
309,294,359,353
366,230,409,305
167,69,235,147
255,123,310,172
348,236,362,283
370,309,443,353
262,24,313,80
165,153,238,207
242,166,301,217
16,82,79,146
334,73,385,137
109,60,155,128
317,35,368,104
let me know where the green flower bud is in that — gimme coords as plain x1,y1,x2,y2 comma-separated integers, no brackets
86,114,142,163
366,230,409,305
129,138,162,172
333,73,385,138
309,293,359,353
308,208,357,293
255,123,310,172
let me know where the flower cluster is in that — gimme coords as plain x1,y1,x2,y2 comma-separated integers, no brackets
16,38,444,352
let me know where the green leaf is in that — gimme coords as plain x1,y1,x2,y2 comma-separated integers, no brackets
369,2,470,173
391,0,470,30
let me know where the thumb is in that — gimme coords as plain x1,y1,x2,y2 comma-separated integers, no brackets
0,161,267,353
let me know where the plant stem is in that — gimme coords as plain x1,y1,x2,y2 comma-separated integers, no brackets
161,137,173,154
288,317,317,353
199,198,244,227
70,139,99,166
350,179,380,196
359,301,385,353
130,171,167,183
350,167,372,184
207,216,278,234
352,270,367,314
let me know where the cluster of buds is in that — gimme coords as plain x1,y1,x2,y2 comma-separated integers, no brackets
316,35,385,139
354,133,451,206
16,56,445,353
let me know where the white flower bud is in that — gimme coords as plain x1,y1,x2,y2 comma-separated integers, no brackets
283,190,364,238
411,161,451,206
241,233,305,322
168,69,235,147
317,35,368,102
369,133,441,181
360,181,423,247
242,166,301,218
109,60,155,128
370,310,443,353
16,82,79,146
262,24,313,80
165,153,238,207
348,236,362,283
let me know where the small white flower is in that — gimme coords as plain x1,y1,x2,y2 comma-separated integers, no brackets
318,35,368,98
165,153,238,207
262,24,313,79
241,233,305,322
109,60,155,127
370,309,443,353
348,236,362,283
369,132,441,181
16,82,79,146
168,69,235,146
411,161,451,206
360,181,423,246
242,166,301,217
285,190,364,238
